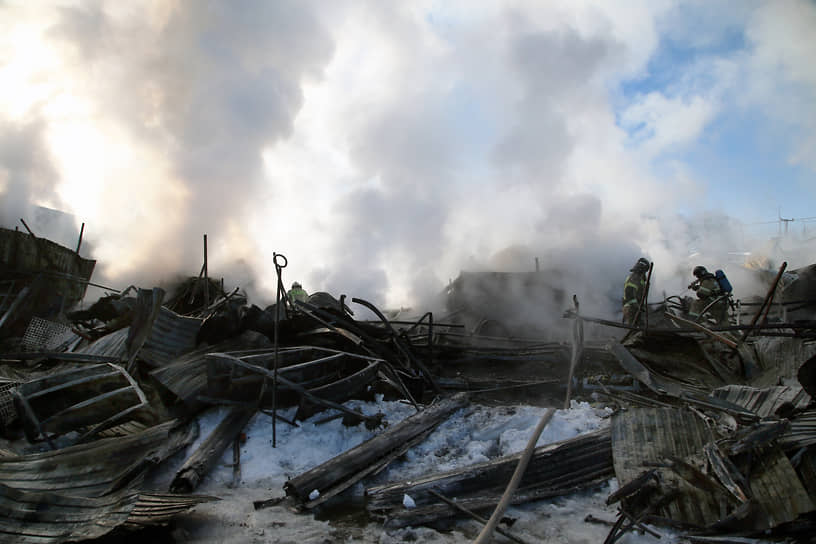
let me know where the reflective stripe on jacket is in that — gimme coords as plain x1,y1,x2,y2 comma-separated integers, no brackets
623,272,645,307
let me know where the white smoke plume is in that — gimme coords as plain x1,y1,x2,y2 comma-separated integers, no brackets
1,0,815,323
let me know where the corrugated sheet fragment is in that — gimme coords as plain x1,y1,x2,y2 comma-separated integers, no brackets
750,337,816,385
0,483,216,543
76,306,201,367
711,385,811,418
0,419,197,496
611,407,814,530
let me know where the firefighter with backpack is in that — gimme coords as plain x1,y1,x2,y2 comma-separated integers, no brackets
688,265,732,326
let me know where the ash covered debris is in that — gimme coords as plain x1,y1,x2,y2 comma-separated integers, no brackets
1,227,816,543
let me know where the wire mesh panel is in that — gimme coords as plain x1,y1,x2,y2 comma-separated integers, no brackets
0,381,19,426
21,317,79,352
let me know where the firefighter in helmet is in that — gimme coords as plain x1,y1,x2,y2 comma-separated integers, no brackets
287,281,309,307
688,266,728,326
623,258,650,326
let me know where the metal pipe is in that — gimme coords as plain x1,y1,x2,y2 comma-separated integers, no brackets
736,261,787,348
76,222,85,254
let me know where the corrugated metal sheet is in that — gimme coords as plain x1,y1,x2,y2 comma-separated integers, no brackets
0,419,197,497
711,385,812,418
780,409,816,450
76,327,128,360
750,337,816,385
612,407,719,527
76,307,201,367
149,332,273,410
611,407,814,530
0,483,215,544
139,307,201,367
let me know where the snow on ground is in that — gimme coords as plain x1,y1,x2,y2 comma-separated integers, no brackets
146,398,683,543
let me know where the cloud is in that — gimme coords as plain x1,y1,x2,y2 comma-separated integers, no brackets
620,92,717,156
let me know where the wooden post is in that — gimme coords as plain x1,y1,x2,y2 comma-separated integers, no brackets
473,408,555,544
564,295,583,409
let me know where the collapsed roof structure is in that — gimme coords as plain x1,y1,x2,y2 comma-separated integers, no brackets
1,224,815,543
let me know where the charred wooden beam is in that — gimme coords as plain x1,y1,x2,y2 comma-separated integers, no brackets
282,393,469,509
170,406,255,493
366,429,613,528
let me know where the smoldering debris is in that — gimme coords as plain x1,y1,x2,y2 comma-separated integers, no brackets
1,227,816,542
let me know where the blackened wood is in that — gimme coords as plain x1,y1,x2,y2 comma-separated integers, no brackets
366,429,613,528
427,489,533,544
170,406,255,493
284,393,469,505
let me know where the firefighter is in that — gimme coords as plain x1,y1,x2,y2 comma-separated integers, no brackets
287,281,309,307
623,258,650,325
688,266,729,326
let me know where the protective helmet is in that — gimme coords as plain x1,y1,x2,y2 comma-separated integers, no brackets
693,266,708,278
631,258,650,272
292,281,301,289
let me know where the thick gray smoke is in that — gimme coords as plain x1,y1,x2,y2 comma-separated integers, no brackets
38,0,334,292
1,0,814,323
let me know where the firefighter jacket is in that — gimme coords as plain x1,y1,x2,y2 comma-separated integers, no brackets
623,270,646,309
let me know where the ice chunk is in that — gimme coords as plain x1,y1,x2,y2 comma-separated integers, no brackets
309,489,320,500
402,494,415,509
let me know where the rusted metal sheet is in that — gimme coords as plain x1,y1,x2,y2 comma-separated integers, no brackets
0,419,197,496
711,385,811,418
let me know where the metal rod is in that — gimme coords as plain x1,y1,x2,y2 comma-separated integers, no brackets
203,234,209,309
736,261,787,348
664,313,738,349
75,222,85,254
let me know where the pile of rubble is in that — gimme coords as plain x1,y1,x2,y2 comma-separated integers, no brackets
2,225,816,543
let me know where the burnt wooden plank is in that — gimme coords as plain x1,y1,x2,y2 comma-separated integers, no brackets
285,393,469,506
170,406,255,493
366,429,613,527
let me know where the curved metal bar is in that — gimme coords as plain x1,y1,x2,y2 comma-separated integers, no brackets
352,297,440,394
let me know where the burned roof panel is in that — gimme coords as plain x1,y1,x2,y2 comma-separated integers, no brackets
711,384,812,418
0,419,196,497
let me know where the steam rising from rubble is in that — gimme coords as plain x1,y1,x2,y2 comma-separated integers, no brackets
1,1,815,318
